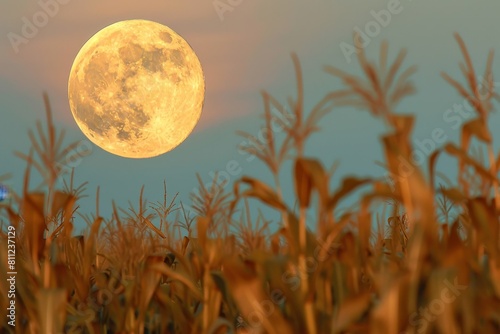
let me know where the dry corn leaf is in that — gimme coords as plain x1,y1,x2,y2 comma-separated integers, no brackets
440,187,467,203
331,291,371,333
211,271,237,311
445,143,497,181
37,288,67,334
387,114,415,135
283,211,318,258
143,217,166,239
51,190,73,217
23,192,47,261
139,255,164,312
382,132,415,183
370,277,401,334
488,258,500,298
222,256,294,334
207,317,235,334
429,148,443,191
294,158,328,208
197,216,209,250
151,262,203,300
467,197,498,258
181,236,190,255
327,177,371,211
234,177,287,212
442,221,466,267
461,118,492,153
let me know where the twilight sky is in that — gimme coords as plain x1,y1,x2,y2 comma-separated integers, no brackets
1,0,500,231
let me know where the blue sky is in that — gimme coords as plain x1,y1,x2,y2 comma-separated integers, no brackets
1,0,500,232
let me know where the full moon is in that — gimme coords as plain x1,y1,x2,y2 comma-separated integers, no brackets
68,19,205,158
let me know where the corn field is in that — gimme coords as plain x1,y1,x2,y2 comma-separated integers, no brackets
1,34,500,334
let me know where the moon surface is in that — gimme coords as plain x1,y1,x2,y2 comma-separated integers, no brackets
68,19,205,158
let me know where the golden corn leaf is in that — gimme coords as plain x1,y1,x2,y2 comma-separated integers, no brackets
429,148,443,191
383,116,415,165
151,262,203,300
461,118,491,153
467,197,498,258
139,255,164,311
370,278,401,334
23,192,46,228
234,176,287,211
222,256,294,334
294,159,314,209
331,291,371,333
37,288,67,334
207,317,234,334
442,221,466,267
211,271,236,310
387,114,415,136
23,192,46,261
327,177,371,211
51,190,73,217
143,217,166,239
488,258,500,298
283,211,318,258
440,187,467,203
197,216,209,250
294,158,328,208
181,236,190,255
445,143,497,181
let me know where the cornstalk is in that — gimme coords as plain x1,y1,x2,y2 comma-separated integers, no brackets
299,206,316,334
